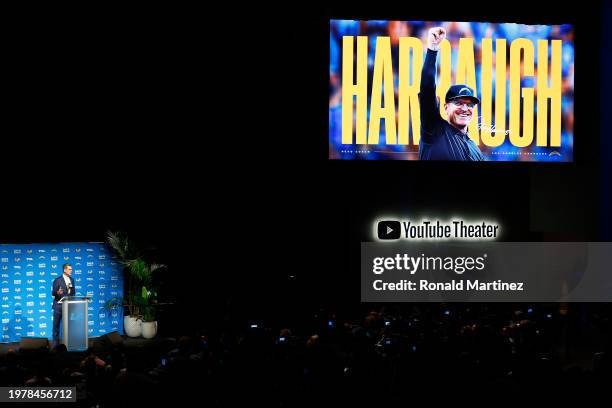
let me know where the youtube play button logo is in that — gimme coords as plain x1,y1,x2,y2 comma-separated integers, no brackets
377,220,401,240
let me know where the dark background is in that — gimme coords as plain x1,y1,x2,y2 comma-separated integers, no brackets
1,2,610,333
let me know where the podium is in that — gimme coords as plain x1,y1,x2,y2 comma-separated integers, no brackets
58,296,91,351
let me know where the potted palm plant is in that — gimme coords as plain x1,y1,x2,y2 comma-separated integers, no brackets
141,287,157,339
107,231,165,338
138,269,164,339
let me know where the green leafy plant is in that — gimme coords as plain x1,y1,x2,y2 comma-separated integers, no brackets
140,284,159,322
106,231,166,321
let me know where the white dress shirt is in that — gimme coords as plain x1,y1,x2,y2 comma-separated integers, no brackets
62,274,72,294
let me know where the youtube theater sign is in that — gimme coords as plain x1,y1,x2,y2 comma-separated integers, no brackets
375,218,500,241
363,217,612,302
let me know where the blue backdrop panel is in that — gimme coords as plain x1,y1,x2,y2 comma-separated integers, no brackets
1,242,124,343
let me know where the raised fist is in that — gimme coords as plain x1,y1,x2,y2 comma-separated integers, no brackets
428,27,446,51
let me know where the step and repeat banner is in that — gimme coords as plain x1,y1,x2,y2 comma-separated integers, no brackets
1,243,123,343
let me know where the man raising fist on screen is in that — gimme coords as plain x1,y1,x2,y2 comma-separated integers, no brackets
419,26,487,161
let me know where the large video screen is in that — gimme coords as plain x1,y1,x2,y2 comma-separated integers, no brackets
329,20,574,161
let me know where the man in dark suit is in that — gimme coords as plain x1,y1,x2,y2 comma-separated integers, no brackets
52,263,76,344
418,26,487,161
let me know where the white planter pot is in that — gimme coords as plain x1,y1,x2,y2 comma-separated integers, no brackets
124,316,142,337
142,321,157,339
